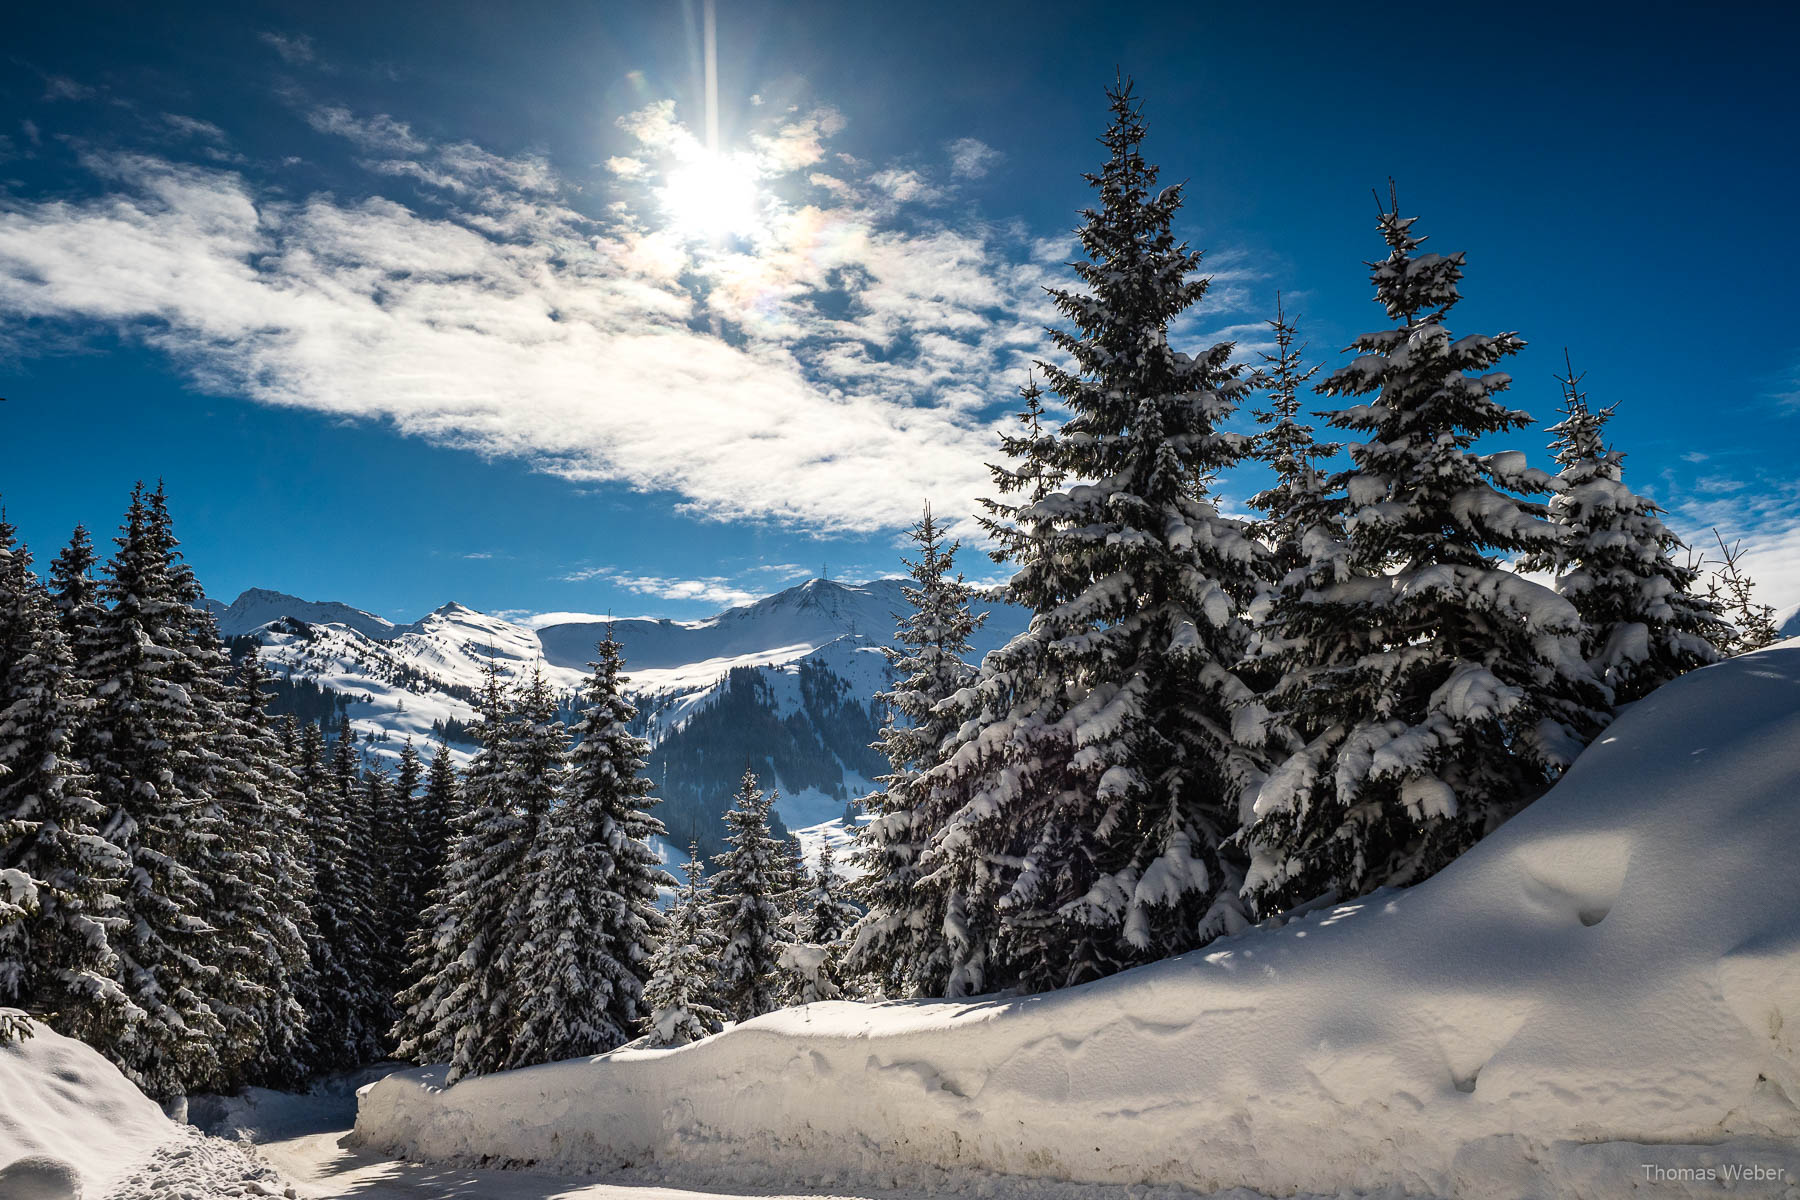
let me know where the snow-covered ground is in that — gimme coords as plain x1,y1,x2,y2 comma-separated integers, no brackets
0,1033,1320,1198
357,641,1800,1200
0,1021,290,1199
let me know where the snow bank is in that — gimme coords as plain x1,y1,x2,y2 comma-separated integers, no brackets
0,1021,171,1197
356,642,1800,1200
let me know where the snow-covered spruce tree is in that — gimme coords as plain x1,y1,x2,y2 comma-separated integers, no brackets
1520,357,1732,703
395,663,533,1082
0,518,130,1045
919,81,1268,995
796,840,859,946
845,503,985,998
508,638,671,1067
389,738,429,942
82,484,225,1097
307,715,383,1065
390,741,457,1053
415,742,458,905
642,846,726,1048
1241,189,1611,918
212,652,317,1087
780,841,860,1004
293,719,358,1069
142,483,290,1088
1247,296,1337,582
47,525,104,657
710,769,787,1022
361,767,405,1036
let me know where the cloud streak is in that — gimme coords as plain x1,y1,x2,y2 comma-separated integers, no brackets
0,95,1262,537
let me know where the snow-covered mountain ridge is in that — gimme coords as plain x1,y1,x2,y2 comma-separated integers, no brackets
222,578,1028,853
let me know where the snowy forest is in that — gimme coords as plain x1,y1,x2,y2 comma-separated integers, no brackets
0,82,1785,1115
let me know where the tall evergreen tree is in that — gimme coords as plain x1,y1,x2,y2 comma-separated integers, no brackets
211,653,316,1086
1247,296,1336,581
1242,188,1610,917
390,738,428,937
642,847,726,1048
415,742,458,905
361,767,404,1041
0,518,130,1045
1522,356,1731,702
390,741,458,1056
82,484,224,1097
296,718,357,1069
141,484,276,1085
846,503,984,997
509,638,671,1067
395,663,531,1082
710,769,786,1022
302,716,383,1065
47,525,103,656
920,82,1267,994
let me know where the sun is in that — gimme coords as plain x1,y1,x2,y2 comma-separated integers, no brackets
660,149,761,241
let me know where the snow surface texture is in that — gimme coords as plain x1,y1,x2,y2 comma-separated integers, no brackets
0,1022,171,1196
357,642,1800,1200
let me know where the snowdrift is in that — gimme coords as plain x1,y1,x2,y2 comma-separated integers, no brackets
0,1021,171,1197
356,643,1800,1199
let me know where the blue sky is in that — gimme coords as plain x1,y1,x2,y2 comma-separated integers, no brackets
3,0,1797,624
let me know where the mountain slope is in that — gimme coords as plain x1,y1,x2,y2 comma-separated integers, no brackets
209,588,396,640
226,578,1028,859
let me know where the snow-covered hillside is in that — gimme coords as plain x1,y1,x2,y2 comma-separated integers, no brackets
0,1021,288,1198
356,641,1800,1200
229,578,1027,846
208,587,396,641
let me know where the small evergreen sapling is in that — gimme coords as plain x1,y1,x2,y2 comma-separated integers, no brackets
643,847,726,1048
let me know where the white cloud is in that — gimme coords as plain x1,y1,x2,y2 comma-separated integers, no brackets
0,97,1263,538
42,76,93,102
161,114,227,142
1771,365,1800,412
508,610,618,630
563,569,763,608
259,32,319,67
305,105,425,153
868,167,942,205
752,108,846,172
947,137,1002,179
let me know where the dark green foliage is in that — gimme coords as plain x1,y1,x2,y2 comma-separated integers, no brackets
644,665,862,859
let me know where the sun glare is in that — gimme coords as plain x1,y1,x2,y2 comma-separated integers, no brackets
660,150,761,241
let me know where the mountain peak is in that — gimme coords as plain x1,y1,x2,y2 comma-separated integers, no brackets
213,588,395,641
